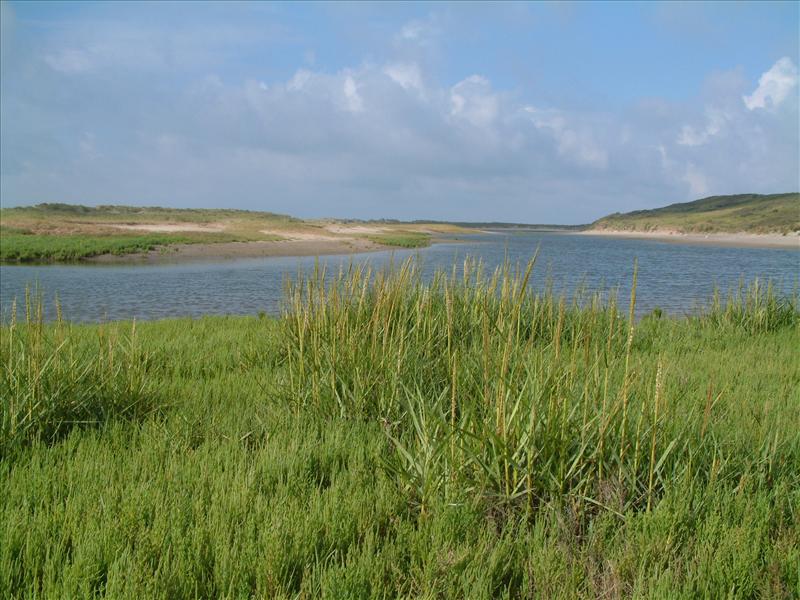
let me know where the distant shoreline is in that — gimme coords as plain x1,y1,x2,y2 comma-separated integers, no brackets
85,238,388,264
83,235,476,264
579,229,800,249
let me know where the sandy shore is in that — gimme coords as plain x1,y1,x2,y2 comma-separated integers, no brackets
87,238,386,263
85,221,470,263
109,223,226,233
580,229,800,249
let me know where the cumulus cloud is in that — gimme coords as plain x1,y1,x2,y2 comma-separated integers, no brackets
342,75,364,113
383,63,423,92
743,57,798,111
525,107,609,168
449,75,498,128
677,107,728,146
287,69,312,91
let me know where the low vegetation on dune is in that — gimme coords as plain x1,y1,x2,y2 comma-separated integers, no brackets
0,203,299,226
1,258,798,597
0,204,466,262
0,204,294,262
592,192,800,234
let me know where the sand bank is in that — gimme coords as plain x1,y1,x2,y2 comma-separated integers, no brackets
580,229,800,249
109,223,226,233
88,238,385,263
324,225,390,235
259,229,344,242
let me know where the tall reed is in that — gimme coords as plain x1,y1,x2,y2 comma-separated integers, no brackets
1,290,154,456
281,257,797,520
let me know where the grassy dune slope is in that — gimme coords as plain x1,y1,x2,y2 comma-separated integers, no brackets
0,204,470,262
0,204,294,262
592,193,800,234
2,261,798,598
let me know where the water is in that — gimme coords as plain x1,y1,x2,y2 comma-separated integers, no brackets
1,232,797,323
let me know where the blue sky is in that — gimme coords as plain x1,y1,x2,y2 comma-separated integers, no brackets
1,1,798,222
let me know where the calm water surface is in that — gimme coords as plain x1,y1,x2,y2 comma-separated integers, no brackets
1,232,797,322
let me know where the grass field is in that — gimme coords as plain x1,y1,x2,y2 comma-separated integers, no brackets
592,193,800,234
1,260,798,598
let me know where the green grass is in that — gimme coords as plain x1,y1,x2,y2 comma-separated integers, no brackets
1,261,798,598
592,192,800,234
0,232,254,263
366,232,432,248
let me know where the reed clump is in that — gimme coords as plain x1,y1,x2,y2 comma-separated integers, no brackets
704,278,799,333
1,290,154,456
282,257,799,520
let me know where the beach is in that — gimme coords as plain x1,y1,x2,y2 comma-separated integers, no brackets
87,236,386,263
581,228,800,249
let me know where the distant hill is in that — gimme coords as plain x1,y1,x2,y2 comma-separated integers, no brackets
591,193,800,234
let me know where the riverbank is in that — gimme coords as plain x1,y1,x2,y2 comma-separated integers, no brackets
1,203,472,263
581,228,800,249
86,237,386,263
86,230,468,264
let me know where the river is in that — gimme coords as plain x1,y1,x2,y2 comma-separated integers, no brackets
1,232,797,322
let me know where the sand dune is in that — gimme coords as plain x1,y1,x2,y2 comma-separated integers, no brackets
324,225,390,235
260,229,343,241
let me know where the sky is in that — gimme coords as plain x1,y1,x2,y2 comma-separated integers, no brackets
0,1,798,223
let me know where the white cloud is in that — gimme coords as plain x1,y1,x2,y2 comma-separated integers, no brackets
676,125,707,147
525,106,608,168
677,107,728,146
743,57,798,110
383,63,423,92
287,69,312,91
682,164,708,197
342,75,364,113
450,75,498,128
